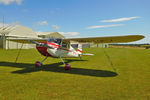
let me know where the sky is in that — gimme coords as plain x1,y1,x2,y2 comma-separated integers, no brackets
0,0,150,43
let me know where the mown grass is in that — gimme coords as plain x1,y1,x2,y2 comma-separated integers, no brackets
0,48,150,100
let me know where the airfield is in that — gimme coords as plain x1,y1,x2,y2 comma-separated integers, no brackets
0,48,150,100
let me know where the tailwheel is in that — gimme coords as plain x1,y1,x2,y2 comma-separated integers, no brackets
65,64,71,70
35,61,42,68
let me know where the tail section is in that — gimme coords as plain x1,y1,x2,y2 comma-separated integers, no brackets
77,44,94,56
77,44,82,55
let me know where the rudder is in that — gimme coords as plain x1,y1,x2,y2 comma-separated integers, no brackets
77,44,82,54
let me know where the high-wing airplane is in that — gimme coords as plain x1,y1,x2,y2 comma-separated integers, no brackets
7,35,144,70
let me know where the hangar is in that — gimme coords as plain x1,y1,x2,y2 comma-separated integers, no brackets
37,32,65,39
0,25,37,49
0,26,64,49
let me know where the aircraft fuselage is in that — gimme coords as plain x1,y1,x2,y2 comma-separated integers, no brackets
36,38,81,58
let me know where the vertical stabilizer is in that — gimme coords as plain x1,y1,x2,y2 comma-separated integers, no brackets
77,44,82,54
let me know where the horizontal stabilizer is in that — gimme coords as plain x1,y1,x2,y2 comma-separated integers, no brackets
82,53,94,56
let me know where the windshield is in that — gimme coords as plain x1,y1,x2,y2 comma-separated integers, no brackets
48,38,62,45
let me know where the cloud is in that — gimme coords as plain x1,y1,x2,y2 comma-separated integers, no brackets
101,16,139,22
87,24,124,29
59,32,80,37
0,0,23,5
37,21,48,26
52,25,60,30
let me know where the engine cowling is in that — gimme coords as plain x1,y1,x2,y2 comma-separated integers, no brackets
36,42,51,57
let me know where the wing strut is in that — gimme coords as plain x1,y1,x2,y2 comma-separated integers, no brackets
15,43,24,63
59,56,65,65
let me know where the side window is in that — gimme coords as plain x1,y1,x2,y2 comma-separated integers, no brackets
56,39,61,45
62,41,67,48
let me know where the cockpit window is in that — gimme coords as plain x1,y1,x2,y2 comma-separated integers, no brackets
48,38,61,45
62,41,67,48
61,41,70,49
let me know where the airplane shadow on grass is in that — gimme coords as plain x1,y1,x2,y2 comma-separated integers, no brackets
0,59,118,77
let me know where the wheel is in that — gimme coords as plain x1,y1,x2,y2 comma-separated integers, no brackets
35,61,42,67
65,64,71,70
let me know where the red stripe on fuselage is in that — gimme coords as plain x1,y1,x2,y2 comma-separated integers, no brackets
77,49,82,53
47,42,59,48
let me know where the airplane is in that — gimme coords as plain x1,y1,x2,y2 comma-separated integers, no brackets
6,35,144,70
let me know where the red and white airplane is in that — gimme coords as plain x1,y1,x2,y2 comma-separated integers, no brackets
7,35,144,69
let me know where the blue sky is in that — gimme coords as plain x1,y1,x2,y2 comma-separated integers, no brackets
0,0,150,43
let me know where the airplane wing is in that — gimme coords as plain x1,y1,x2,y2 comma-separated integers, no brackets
7,35,144,44
63,35,144,43
7,38,48,44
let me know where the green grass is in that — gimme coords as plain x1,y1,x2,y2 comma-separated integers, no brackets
0,48,150,100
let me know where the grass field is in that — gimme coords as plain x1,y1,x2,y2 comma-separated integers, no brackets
0,48,150,100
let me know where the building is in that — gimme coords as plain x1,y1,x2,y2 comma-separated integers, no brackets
0,25,37,49
70,41,108,48
89,43,108,48
0,26,65,49
37,32,65,39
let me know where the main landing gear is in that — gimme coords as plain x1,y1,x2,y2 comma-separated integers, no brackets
35,56,71,70
35,56,48,68
59,56,71,70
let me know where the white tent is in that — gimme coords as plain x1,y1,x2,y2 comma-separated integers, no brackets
0,25,37,49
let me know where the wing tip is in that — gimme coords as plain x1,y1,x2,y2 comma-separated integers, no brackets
136,35,145,40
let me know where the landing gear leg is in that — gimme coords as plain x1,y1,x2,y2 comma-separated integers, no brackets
79,54,82,60
59,56,71,70
35,56,48,68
